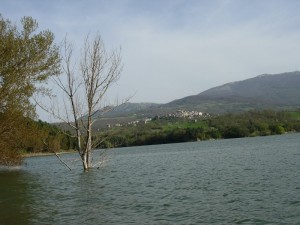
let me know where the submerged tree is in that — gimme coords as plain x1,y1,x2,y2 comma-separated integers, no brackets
40,35,122,171
0,15,60,165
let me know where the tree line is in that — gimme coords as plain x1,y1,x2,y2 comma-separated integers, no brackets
95,110,300,148
0,118,77,166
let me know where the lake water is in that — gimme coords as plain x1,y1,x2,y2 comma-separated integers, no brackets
1,133,300,224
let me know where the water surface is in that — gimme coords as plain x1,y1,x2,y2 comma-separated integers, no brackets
1,134,300,224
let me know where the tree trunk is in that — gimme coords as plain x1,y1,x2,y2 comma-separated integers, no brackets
49,34,122,171
85,115,93,171
82,152,88,171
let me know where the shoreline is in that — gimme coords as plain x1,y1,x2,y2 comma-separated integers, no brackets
23,132,299,157
23,150,76,158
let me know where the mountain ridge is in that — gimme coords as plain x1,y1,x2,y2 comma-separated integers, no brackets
97,71,300,119
166,71,300,112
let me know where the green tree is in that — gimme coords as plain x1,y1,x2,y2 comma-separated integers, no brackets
0,15,60,165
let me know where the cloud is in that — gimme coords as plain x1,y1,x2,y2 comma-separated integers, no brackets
109,1,300,102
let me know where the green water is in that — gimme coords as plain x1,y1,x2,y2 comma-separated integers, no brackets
1,133,300,224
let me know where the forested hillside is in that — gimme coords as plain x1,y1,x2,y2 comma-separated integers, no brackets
167,71,300,113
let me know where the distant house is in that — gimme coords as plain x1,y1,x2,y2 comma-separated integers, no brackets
144,118,152,124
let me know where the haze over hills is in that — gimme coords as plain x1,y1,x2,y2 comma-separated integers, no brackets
199,71,300,105
166,71,300,113
96,71,300,122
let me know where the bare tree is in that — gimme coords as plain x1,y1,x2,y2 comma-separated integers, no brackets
42,35,122,171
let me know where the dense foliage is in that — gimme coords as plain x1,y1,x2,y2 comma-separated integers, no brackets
95,110,300,148
0,117,75,166
0,15,60,165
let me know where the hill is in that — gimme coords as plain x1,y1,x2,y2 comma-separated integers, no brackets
94,102,160,118
88,71,300,128
166,71,300,113
200,71,300,105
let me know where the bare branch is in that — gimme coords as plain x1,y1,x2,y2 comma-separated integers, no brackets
33,96,78,130
37,33,123,171
54,152,72,171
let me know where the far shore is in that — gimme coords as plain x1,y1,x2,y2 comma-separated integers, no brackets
24,150,76,158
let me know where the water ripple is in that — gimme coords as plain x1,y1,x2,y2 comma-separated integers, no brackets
1,134,300,224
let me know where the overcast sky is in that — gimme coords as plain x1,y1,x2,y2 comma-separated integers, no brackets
2,0,300,119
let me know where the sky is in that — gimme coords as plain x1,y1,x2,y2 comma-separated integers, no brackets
2,0,300,120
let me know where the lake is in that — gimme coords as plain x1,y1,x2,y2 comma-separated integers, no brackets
1,133,300,224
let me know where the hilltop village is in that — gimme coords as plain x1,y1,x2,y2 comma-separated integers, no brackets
107,110,210,128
